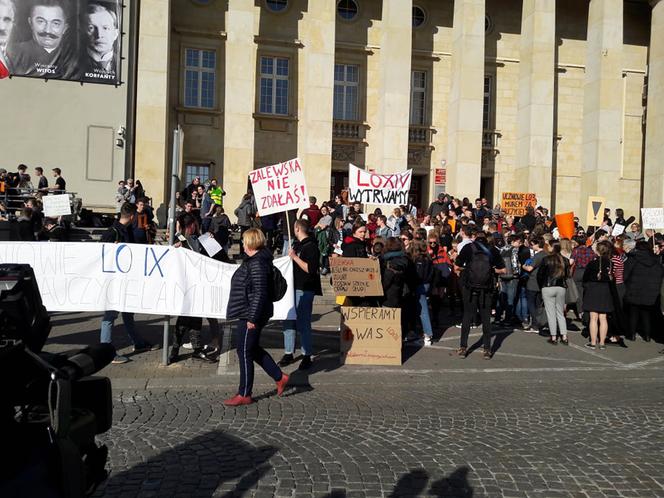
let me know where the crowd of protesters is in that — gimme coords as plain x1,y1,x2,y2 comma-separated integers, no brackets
231,191,664,361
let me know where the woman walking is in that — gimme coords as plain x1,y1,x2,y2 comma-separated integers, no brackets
582,241,615,350
224,228,289,406
537,241,570,345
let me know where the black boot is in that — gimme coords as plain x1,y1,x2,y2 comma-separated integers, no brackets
169,346,179,363
191,348,215,363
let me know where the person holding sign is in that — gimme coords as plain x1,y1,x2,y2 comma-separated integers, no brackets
278,219,322,370
224,228,289,406
99,203,157,364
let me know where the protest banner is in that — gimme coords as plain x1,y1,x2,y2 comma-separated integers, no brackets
42,194,72,217
249,157,309,216
501,192,537,216
641,208,664,229
330,257,383,297
348,164,412,206
0,242,296,320
340,307,402,366
586,196,606,226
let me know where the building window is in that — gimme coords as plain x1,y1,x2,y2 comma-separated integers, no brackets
184,48,216,109
265,0,287,12
259,56,289,115
410,70,426,126
185,163,210,185
412,6,426,28
334,64,359,121
483,75,493,130
337,0,358,20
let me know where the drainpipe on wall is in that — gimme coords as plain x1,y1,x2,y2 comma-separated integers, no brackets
124,0,140,179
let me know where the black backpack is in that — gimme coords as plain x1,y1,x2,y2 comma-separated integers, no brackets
268,265,288,302
465,243,494,290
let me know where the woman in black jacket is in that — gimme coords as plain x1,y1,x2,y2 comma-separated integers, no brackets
224,228,289,406
624,241,664,342
537,242,570,345
341,222,368,257
582,240,614,349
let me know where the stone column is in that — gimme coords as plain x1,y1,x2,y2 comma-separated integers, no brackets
223,0,258,215
644,0,664,208
366,0,412,174
297,1,336,204
581,0,623,221
134,0,171,209
515,0,555,209
446,0,485,199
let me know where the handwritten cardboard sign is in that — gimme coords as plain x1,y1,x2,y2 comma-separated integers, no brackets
330,257,383,297
641,207,664,229
249,157,309,216
501,192,537,216
42,194,72,217
340,306,402,366
348,163,412,206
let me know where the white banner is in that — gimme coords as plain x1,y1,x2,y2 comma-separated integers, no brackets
42,194,72,217
641,208,664,230
348,164,412,206
249,158,309,216
0,243,296,320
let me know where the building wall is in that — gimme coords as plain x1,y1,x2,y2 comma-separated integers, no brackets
0,1,132,211
154,0,655,219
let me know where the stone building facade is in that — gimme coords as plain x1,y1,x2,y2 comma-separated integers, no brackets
138,0,662,223
2,0,662,225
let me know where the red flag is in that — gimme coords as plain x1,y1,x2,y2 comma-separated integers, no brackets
0,59,8,79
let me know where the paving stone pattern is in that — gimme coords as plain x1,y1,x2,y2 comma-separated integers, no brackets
94,377,664,498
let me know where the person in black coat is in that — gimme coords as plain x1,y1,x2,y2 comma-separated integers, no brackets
624,241,664,342
224,228,289,406
582,241,614,349
341,222,368,258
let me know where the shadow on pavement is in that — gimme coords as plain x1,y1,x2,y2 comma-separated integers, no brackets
320,466,475,498
96,430,278,498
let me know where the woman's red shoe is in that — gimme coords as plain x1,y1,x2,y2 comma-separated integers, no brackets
276,373,290,396
223,394,253,406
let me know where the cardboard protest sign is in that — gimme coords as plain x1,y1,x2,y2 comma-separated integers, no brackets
586,196,605,226
340,307,402,366
348,164,412,206
249,157,309,216
641,208,664,229
501,192,537,216
42,194,72,217
330,257,383,297
0,242,296,320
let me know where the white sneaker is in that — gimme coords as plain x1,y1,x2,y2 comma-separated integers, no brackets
182,342,193,349
424,336,432,347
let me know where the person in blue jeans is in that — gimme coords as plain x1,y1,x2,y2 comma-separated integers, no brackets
279,218,322,370
99,202,155,364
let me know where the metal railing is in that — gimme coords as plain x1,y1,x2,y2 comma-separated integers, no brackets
408,125,432,144
482,129,502,149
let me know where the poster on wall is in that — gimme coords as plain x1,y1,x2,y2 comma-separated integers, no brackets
1,0,123,85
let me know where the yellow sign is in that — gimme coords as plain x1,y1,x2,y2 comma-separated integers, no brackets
340,307,402,366
586,196,606,226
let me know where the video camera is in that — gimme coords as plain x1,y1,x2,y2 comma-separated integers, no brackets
0,264,115,498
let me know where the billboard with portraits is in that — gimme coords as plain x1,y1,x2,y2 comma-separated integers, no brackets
0,0,123,85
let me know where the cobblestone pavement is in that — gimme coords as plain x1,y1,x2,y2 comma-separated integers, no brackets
94,373,664,498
